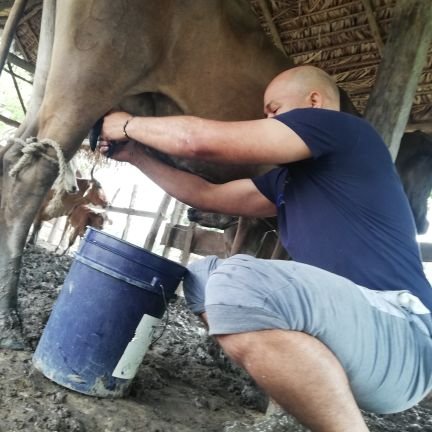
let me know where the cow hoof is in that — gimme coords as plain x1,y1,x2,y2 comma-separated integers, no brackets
0,311,30,351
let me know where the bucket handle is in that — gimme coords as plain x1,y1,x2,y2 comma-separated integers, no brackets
149,277,169,349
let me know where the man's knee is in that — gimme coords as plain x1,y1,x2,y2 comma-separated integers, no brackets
215,332,257,366
215,329,297,367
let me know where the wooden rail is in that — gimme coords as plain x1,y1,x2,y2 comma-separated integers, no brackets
105,205,158,219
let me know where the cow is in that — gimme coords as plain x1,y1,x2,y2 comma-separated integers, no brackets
56,204,109,256
28,166,108,245
0,0,293,349
396,131,432,235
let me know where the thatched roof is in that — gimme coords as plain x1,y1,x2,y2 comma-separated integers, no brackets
250,0,431,129
2,0,431,131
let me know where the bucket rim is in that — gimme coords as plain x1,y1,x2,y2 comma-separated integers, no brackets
83,227,187,274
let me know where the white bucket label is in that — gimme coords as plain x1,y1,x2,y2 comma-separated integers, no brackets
112,314,161,379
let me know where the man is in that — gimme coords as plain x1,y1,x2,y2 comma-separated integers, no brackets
100,66,432,432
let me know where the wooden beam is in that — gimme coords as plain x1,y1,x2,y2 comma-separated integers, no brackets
162,200,185,257
7,61,26,114
122,184,138,240
4,65,32,84
18,3,41,24
180,222,196,265
364,0,432,160
360,0,385,56
406,121,432,134
0,113,20,127
105,205,157,218
256,0,290,58
0,0,14,11
7,52,34,74
161,224,226,258
0,0,29,78
144,193,171,251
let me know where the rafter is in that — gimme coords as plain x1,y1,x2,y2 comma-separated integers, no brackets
0,0,29,78
256,0,289,58
360,0,384,56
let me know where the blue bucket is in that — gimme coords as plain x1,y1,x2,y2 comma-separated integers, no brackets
33,227,187,397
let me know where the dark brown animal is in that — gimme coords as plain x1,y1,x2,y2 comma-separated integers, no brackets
396,131,432,234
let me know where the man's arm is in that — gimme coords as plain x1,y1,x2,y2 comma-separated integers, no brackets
101,111,311,165
99,141,277,218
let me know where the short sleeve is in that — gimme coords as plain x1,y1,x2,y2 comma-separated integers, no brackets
252,167,287,204
274,108,361,158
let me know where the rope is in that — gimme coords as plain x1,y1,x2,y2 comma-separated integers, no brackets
149,283,170,349
8,137,68,213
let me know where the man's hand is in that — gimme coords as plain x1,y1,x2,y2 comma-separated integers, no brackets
99,139,138,163
101,111,134,142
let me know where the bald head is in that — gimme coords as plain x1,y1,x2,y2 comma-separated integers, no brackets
264,66,340,117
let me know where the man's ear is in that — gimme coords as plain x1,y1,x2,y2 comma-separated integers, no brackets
309,91,323,108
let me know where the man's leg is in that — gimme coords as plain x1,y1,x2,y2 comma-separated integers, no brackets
217,329,369,432
198,255,432,418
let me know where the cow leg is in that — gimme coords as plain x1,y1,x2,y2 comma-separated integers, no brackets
0,144,58,349
62,227,79,257
27,216,42,246
15,0,56,139
0,140,15,203
55,217,71,254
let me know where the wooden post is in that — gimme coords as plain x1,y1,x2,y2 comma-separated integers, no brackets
143,193,171,251
7,61,26,113
7,52,35,74
360,0,384,56
0,113,19,127
47,216,65,245
110,187,121,206
180,222,196,265
4,65,33,84
0,0,29,79
162,200,186,257
256,0,291,60
364,0,432,160
122,184,138,240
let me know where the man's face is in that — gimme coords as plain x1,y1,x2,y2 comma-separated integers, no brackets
263,78,309,118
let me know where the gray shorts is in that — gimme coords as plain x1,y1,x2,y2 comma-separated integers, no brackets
199,254,432,414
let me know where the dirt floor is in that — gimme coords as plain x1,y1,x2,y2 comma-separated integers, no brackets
2,245,432,432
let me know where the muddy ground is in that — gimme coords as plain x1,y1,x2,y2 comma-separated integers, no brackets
1,245,432,432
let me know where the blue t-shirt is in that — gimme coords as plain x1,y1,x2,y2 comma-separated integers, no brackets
252,108,432,311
